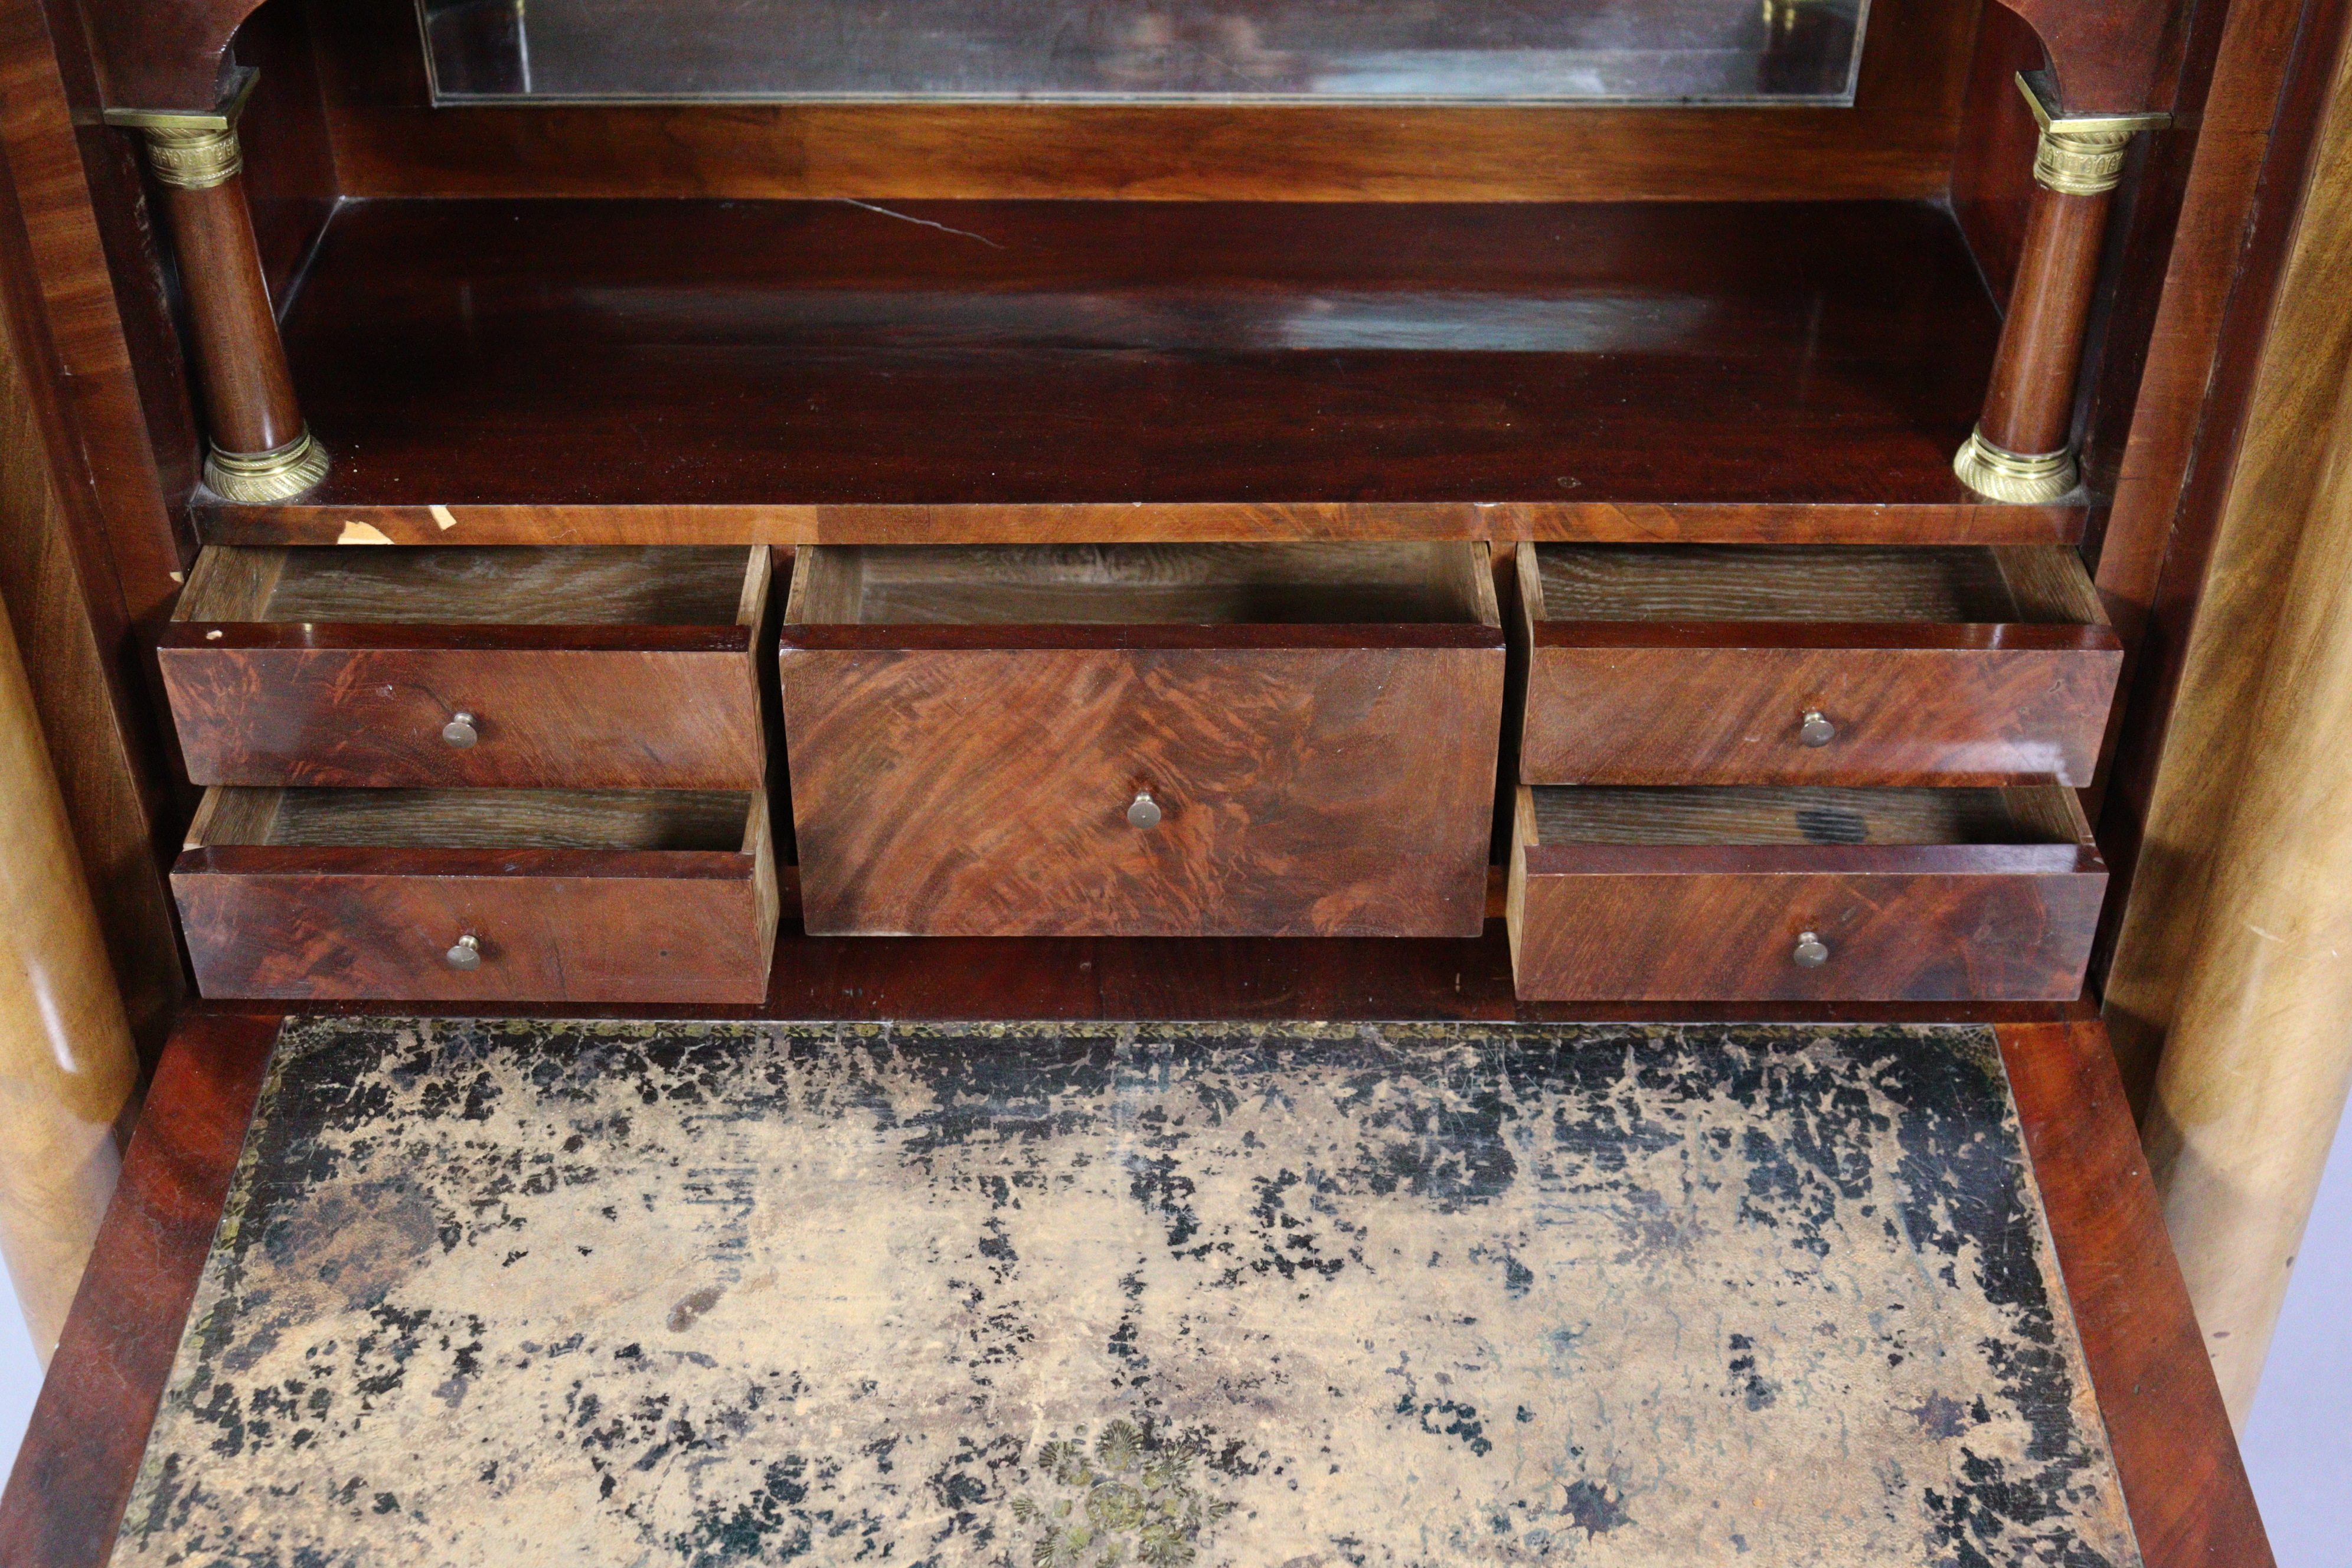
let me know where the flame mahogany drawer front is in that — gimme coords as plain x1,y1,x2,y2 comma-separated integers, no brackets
1507,784,2107,1001
779,544,1507,937
171,787,780,1003
1517,545,2123,786
159,546,773,789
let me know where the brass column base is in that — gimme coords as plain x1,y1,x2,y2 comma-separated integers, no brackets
1953,426,2079,504
203,427,330,503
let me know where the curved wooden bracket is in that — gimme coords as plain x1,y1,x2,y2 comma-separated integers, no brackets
1990,0,2183,114
85,0,269,114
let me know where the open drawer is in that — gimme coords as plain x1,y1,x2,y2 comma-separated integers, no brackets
171,786,779,1003
159,547,772,789
1515,545,2123,786
779,544,1506,937
1508,783,2106,1001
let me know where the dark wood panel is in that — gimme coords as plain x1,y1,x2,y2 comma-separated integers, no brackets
305,0,1977,202
1951,0,2046,304
160,641,763,788
0,1011,280,1568
1988,0,2184,115
782,643,1502,937
1998,1020,2277,1568
217,198,2020,516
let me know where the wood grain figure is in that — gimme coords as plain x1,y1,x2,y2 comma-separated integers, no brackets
1508,786,2106,1001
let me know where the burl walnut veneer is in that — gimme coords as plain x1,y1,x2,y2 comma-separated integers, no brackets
780,544,1505,939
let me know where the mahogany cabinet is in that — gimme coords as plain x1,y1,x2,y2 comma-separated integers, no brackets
0,0,2330,1553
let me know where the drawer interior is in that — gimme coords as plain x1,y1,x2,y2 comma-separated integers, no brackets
187,788,760,853
788,544,1499,626
1528,545,2105,625
172,547,766,626
1526,785,2092,848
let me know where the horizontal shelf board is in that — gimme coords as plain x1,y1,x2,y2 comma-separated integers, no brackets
230,198,2057,524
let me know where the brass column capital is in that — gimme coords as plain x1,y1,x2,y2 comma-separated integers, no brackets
141,125,243,190
2015,70,2171,197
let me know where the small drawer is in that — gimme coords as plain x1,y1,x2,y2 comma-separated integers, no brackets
779,544,1506,937
1516,545,2122,786
171,786,779,1003
1507,783,2105,1001
160,546,772,789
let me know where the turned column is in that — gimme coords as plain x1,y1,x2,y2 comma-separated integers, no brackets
1954,73,2167,504
106,73,328,503
0,583,139,1361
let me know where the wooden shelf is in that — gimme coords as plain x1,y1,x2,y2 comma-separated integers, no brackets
204,198,2087,544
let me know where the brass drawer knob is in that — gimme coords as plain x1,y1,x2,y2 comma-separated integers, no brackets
442,711,480,749
1799,710,1837,747
1128,790,1162,830
446,934,483,970
1793,930,1831,968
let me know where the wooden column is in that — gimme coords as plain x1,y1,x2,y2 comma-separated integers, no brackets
106,74,327,503
0,579,139,1362
2139,368,2352,1427
1954,73,2166,503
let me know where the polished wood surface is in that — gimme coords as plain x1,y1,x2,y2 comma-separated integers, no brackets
2136,183,2352,1423
1988,0,2181,115
172,788,779,1002
0,221,182,1060
2089,0,2352,972
1508,785,2105,1001
152,168,303,458
0,586,138,1357
1517,545,2122,786
0,1012,277,1568
2104,4,2352,1105
160,545,769,788
1978,184,2113,460
783,545,1504,937
0,0,190,620
190,198,2029,524
1999,1021,2276,1568
1,1011,2267,1567
306,0,1975,202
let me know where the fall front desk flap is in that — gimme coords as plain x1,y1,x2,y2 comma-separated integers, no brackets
115,1018,2136,1567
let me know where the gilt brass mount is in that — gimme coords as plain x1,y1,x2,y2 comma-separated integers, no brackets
104,68,261,190
204,428,332,504
2015,71,2170,197
1953,425,2079,505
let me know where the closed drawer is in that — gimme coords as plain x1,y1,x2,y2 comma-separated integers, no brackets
1516,545,2122,786
160,546,772,789
1507,783,2105,1001
171,786,779,1003
779,544,1506,937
